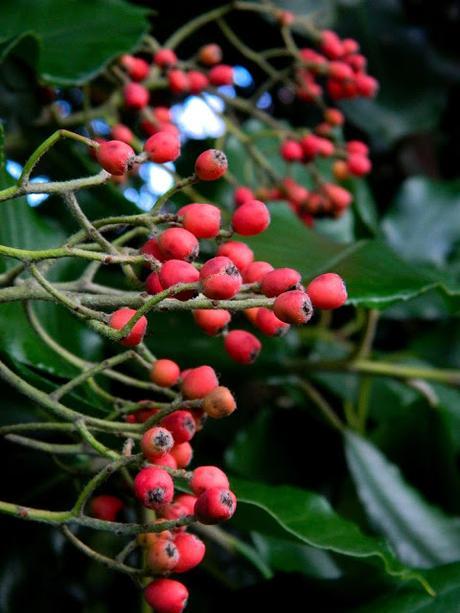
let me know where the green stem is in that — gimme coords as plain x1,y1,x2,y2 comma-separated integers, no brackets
164,4,232,49
151,175,197,214
297,378,344,431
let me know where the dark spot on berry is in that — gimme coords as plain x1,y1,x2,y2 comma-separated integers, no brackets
184,415,195,433
154,430,172,448
148,487,166,504
165,542,177,558
220,491,234,509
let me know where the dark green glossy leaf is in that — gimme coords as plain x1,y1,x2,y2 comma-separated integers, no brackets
0,0,150,85
345,431,460,568
231,477,430,589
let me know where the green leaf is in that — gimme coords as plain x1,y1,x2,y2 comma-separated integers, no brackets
383,177,460,267
231,477,431,591
0,0,150,85
246,205,437,309
345,431,460,568
358,562,460,612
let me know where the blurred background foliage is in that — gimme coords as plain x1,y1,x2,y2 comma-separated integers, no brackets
1,0,460,611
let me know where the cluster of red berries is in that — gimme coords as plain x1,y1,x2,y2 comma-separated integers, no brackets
90,358,236,613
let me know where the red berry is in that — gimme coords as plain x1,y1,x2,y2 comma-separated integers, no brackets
299,134,322,159
224,330,261,364
280,139,304,162
111,123,134,144
159,500,190,524
342,38,360,55
146,271,164,295
323,183,352,210
124,82,149,109
195,149,228,181
161,410,196,444
170,442,193,468
193,309,231,335
232,200,270,236
200,256,242,300
168,69,189,94
306,272,347,309
346,140,369,155
134,467,174,509
199,44,223,66
158,228,199,261
90,495,123,522
141,236,164,262
273,290,314,324
190,466,229,495
154,49,178,67
96,140,135,176
120,55,150,81
324,108,344,126
328,61,354,81
194,487,237,524
208,64,233,86
144,131,181,163
260,267,302,297
141,426,174,460
320,30,344,59
244,307,260,326
255,307,290,336
355,73,378,97
202,386,237,419
147,537,179,573
144,578,188,613
173,532,206,573
151,359,180,388
347,153,371,176
216,241,254,271
188,70,209,94
181,365,218,399
154,106,172,123
175,494,197,515
109,308,147,347
277,10,295,26
234,186,255,207
242,261,274,284
159,260,199,300
178,203,221,239
153,453,178,469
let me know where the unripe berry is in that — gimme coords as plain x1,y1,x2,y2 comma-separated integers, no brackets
175,494,197,515
144,131,181,163
273,290,313,324
234,186,255,207
177,203,221,239
208,64,233,86
232,200,270,236
324,108,344,126
188,70,209,94
244,307,260,326
120,55,150,81
202,386,237,419
154,48,178,67
332,160,349,181
224,330,261,364
255,307,290,336
138,528,172,549
190,466,229,495
123,82,149,109
193,309,231,335
173,532,206,573
280,139,303,162
306,272,348,309
181,365,218,399
96,140,135,176
159,260,199,300
194,487,237,524
141,426,174,459
158,228,199,261
109,308,147,347
195,149,228,181
111,123,134,144
260,267,302,297
161,410,196,443
168,69,189,94
170,442,193,468
90,495,123,522
242,261,274,284
199,43,222,66
216,241,254,271
146,271,164,295
347,153,371,176
200,256,242,300
151,359,180,388
144,579,188,613
134,467,174,509
147,537,179,573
